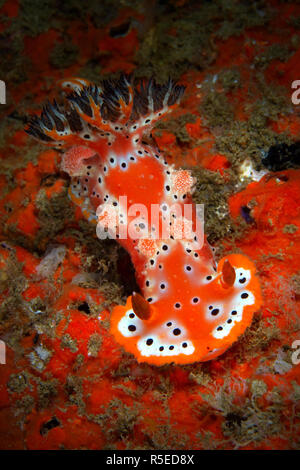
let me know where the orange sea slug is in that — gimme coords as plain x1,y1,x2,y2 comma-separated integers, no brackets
26,74,262,365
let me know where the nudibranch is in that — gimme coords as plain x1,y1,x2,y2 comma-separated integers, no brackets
26,74,262,365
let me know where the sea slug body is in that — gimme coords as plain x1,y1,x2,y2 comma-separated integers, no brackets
26,74,262,365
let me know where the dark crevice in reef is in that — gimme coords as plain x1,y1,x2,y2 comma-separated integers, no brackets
109,21,131,38
262,141,300,171
77,302,91,315
117,248,140,298
40,416,61,436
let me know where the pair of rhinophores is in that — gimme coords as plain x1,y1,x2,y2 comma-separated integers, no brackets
26,74,262,365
